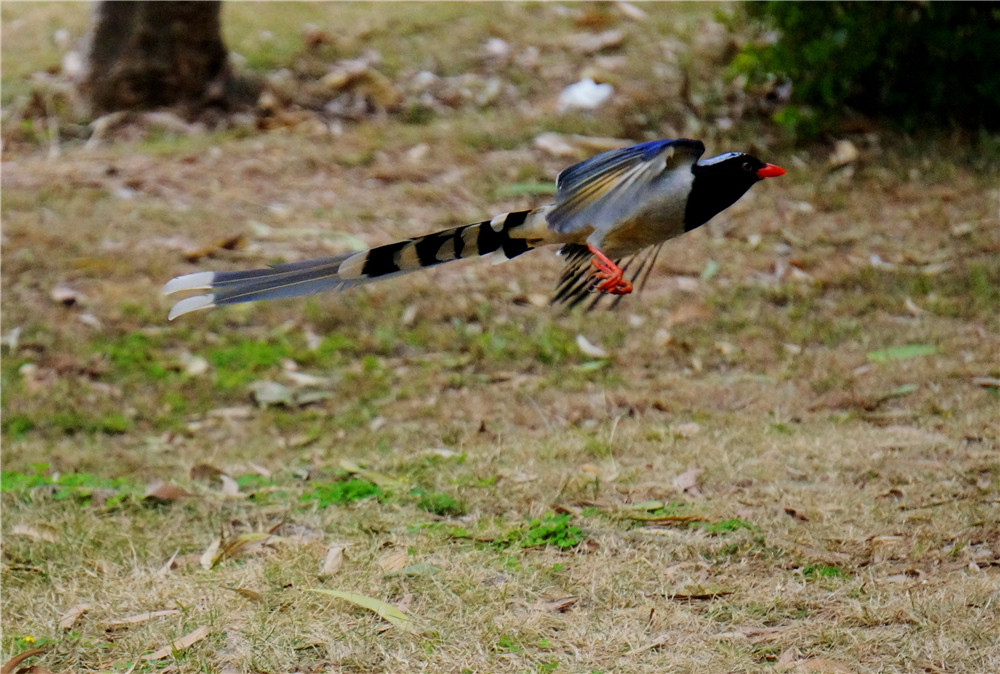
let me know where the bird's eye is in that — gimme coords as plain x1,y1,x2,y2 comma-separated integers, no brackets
741,161,753,172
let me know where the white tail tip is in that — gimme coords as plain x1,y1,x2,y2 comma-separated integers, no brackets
168,294,216,320
163,271,216,296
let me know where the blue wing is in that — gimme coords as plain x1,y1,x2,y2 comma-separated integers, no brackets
547,139,705,235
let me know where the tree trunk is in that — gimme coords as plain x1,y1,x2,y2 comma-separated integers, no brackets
83,1,229,115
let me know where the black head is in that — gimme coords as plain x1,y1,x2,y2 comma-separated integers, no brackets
684,152,785,231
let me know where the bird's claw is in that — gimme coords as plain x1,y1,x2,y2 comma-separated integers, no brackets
590,256,633,295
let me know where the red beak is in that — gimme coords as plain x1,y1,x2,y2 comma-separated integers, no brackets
756,163,786,179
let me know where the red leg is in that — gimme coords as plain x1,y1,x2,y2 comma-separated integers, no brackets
587,244,633,295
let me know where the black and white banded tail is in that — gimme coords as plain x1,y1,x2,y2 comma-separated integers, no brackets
164,210,538,319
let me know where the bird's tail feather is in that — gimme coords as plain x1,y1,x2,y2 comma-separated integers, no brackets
164,210,538,319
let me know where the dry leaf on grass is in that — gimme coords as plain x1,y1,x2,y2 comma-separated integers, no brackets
378,550,409,573
219,475,240,496
144,482,192,503
320,545,346,577
2,647,48,674
672,468,703,492
338,459,404,487
183,234,245,262
11,524,58,543
141,625,211,661
59,603,91,630
534,596,577,613
715,625,790,643
210,533,275,568
575,334,608,358
784,507,810,521
199,537,221,570
103,609,180,631
189,463,223,481
654,588,733,601
227,587,264,603
630,633,672,655
672,422,701,438
309,589,413,631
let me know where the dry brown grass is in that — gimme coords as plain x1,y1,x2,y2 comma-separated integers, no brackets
3,3,999,673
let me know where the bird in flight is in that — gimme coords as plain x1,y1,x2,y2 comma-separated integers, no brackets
164,138,784,318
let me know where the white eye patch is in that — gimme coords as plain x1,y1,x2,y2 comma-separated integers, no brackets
698,152,744,166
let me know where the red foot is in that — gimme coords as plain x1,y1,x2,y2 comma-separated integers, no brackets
588,244,633,295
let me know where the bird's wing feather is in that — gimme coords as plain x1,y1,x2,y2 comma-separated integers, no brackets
547,139,704,235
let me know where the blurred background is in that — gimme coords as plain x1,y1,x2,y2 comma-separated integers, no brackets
2,3,998,672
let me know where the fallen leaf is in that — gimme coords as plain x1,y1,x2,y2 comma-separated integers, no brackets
211,533,274,568
59,603,91,630
141,625,211,660
178,352,209,376
783,507,809,521
394,593,414,614
631,633,671,655
309,589,413,631
11,524,58,543
249,380,293,407
1,648,47,674
156,550,180,577
568,29,625,54
144,482,192,503
247,462,271,477
50,285,82,307
715,625,790,643
183,234,245,262
557,78,613,113
662,588,733,601
672,422,701,438
673,468,702,492
535,596,577,612
189,464,223,481
828,139,860,168
103,609,181,630
576,334,608,358
338,459,404,487
199,537,221,570
378,550,409,573
617,2,648,21
219,475,240,496
320,545,346,577
623,512,705,523
778,647,799,665
227,587,264,603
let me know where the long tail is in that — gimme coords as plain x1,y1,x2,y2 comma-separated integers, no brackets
163,210,540,319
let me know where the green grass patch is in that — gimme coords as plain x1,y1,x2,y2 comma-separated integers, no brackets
802,564,847,580
699,518,756,535
415,491,467,517
301,479,383,507
206,338,293,390
499,512,585,550
1,466,137,502
2,414,36,440
95,333,170,379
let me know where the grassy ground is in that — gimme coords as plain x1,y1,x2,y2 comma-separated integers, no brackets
3,3,999,673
